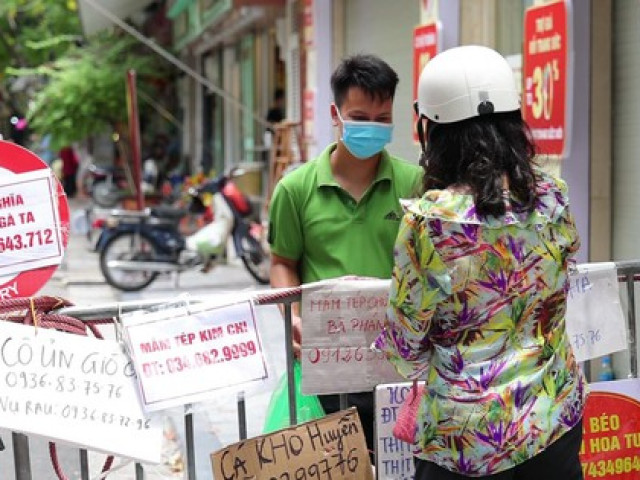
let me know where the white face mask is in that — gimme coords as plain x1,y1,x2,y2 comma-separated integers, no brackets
335,108,394,159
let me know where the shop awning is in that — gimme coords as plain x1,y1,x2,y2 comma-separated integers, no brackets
167,0,196,19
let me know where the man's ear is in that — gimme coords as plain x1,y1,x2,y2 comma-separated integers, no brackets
330,103,339,126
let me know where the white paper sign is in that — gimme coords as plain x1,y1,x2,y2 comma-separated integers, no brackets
122,300,268,411
300,278,403,395
565,262,628,362
0,322,162,463
374,383,416,480
0,169,64,275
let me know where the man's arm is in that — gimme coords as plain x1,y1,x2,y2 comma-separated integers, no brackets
270,253,303,357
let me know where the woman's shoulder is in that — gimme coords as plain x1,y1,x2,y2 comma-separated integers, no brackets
403,168,571,227
404,188,480,224
533,166,567,191
530,167,571,222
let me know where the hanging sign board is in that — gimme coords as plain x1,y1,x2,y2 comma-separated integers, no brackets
211,408,373,480
0,321,162,463
522,0,571,156
412,21,441,143
580,379,640,479
375,382,417,479
300,278,403,395
565,262,628,362
0,141,69,298
122,299,268,411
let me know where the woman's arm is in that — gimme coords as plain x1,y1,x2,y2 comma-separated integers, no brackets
374,213,451,378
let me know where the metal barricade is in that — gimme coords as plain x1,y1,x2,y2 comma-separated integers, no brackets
4,261,640,479
616,260,639,379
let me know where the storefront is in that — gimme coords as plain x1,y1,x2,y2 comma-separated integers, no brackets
169,0,286,177
612,1,640,262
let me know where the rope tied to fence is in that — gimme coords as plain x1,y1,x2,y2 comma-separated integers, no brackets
253,286,302,305
0,296,116,480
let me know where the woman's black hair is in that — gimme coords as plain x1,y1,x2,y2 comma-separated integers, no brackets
421,110,538,217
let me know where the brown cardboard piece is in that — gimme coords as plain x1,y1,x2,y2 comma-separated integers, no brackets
211,407,373,479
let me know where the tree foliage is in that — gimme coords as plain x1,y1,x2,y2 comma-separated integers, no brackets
1,0,171,150
23,34,164,150
0,0,81,69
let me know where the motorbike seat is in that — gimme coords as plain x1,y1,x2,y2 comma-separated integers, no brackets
149,205,189,220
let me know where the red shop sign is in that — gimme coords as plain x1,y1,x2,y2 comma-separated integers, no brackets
580,380,640,479
413,21,440,143
523,0,571,156
0,141,69,298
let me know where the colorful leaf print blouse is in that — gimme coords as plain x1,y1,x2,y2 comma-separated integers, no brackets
374,171,588,476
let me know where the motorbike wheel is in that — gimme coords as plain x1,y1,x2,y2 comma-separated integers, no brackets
99,232,159,291
92,180,121,208
239,226,270,285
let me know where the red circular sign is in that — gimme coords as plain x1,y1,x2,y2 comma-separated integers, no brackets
0,140,69,298
580,391,640,479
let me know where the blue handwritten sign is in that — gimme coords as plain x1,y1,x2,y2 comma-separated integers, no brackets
375,383,416,480
565,262,628,362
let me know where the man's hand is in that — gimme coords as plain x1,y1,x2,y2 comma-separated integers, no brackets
292,314,302,359
270,253,303,359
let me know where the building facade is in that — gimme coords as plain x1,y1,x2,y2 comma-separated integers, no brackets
87,0,636,387
312,0,634,379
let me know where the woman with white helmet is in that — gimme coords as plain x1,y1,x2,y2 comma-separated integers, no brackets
375,45,586,479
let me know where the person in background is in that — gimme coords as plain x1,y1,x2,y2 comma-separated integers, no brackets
59,145,79,198
374,45,587,479
32,133,55,165
142,141,166,193
268,53,423,461
264,88,286,151
267,87,285,126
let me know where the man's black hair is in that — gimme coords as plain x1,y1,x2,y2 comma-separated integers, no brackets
330,54,399,107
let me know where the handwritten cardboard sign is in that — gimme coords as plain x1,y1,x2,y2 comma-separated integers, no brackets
580,379,640,479
211,408,373,480
300,278,403,395
122,300,268,411
375,383,417,479
565,262,628,362
0,168,65,277
0,321,162,463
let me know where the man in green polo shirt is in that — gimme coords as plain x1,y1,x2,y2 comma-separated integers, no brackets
268,53,423,459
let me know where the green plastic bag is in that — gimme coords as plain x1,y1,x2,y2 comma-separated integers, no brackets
263,360,325,433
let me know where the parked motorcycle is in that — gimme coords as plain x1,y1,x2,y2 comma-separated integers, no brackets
95,166,270,291
83,163,131,207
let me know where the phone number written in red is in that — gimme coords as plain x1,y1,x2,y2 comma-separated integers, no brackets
142,340,258,377
306,346,386,365
0,229,55,253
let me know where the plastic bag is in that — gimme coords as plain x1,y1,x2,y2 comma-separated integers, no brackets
263,360,325,433
185,194,233,256
392,380,424,443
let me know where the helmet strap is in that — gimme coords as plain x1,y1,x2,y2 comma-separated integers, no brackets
416,114,427,156
413,101,428,167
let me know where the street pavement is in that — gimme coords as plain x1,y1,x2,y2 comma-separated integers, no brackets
0,198,286,480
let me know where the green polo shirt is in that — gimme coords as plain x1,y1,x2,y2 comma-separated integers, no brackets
268,144,423,284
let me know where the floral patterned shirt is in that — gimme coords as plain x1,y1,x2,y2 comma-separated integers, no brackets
374,171,588,476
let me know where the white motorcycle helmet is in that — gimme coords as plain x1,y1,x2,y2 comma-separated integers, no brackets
417,45,520,124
